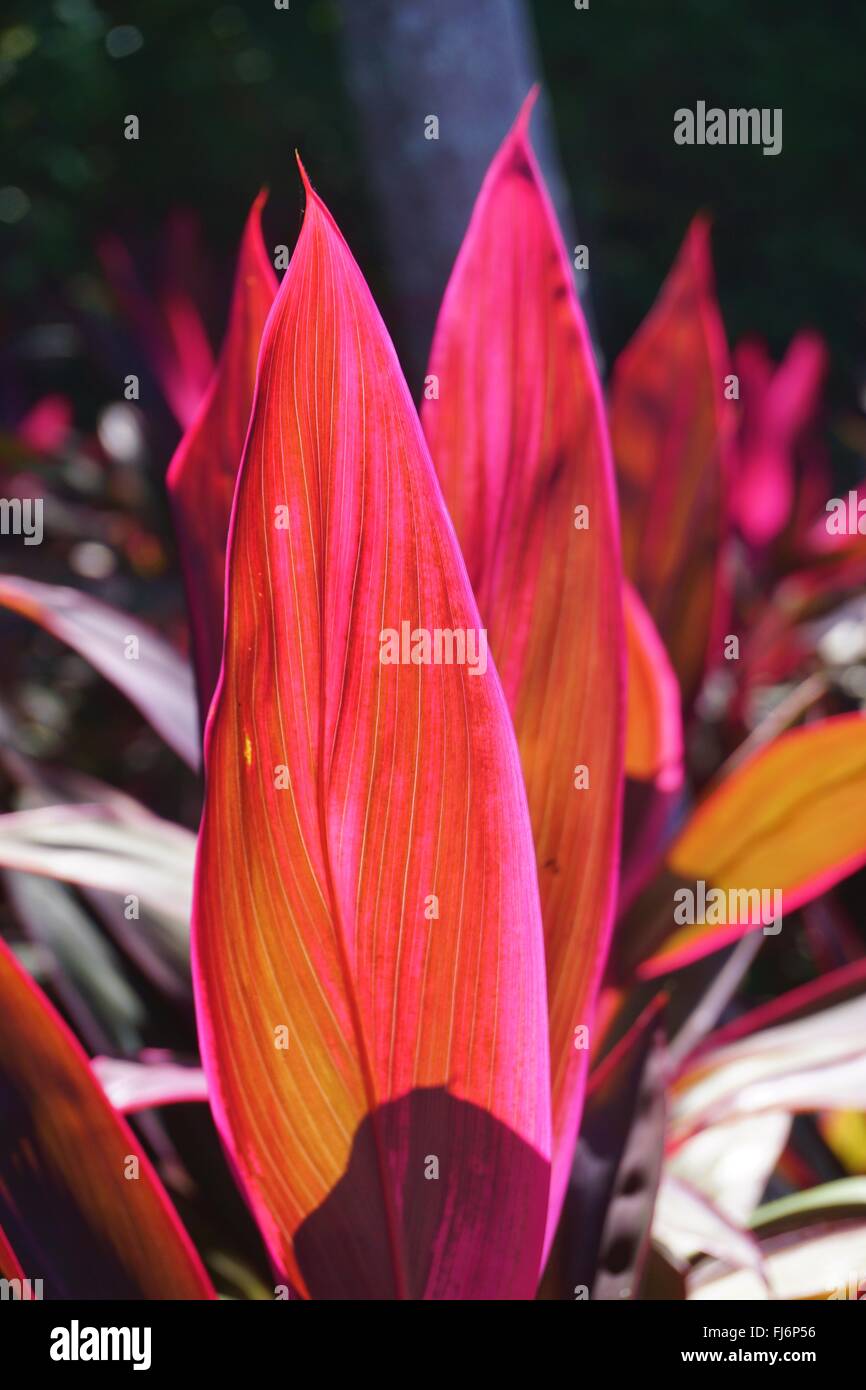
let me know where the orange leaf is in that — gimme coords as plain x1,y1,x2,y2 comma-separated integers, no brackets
192,160,552,1300
624,579,683,790
635,715,866,977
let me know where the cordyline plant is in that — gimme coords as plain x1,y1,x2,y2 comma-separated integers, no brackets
3,92,866,1301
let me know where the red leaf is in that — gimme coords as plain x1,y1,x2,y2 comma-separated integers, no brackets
610,217,733,704
167,192,277,716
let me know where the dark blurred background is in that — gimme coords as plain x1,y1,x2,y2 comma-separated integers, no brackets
1,0,864,405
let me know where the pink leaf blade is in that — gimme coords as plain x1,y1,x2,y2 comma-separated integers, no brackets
422,92,625,1255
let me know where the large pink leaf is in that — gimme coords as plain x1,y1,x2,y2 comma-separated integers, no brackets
422,92,625,1250
192,158,552,1300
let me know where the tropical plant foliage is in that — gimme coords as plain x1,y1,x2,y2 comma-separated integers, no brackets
2,94,866,1301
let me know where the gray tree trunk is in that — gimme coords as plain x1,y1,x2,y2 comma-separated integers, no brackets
336,0,597,391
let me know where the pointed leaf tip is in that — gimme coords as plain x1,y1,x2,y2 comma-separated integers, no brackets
610,215,731,704
513,85,540,137
295,149,313,199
